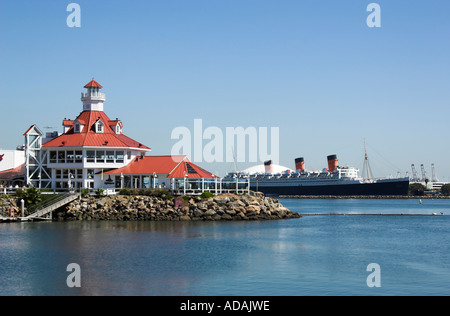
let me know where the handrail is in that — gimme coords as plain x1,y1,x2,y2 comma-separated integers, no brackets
26,193,79,219
27,193,76,213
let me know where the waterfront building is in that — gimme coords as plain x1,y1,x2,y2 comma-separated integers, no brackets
22,79,220,194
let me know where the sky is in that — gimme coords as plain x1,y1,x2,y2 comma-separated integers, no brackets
0,0,449,179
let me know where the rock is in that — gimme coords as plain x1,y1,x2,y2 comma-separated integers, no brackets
197,202,208,211
220,214,232,220
204,210,216,216
225,209,236,216
193,209,204,217
53,192,300,222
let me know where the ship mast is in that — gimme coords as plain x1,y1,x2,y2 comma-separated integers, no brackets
363,139,373,180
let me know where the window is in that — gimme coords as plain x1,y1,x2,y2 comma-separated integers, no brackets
75,151,83,163
116,124,121,134
106,151,115,163
56,170,62,179
86,151,95,163
74,124,80,133
96,150,105,163
116,151,124,163
50,151,57,164
96,120,104,133
87,169,95,179
67,151,75,163
58,151,66,164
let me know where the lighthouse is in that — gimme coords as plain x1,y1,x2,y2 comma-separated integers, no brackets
81,79,105,112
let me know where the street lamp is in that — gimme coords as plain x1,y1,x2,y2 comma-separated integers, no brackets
68,173,74,192
183,171,188,195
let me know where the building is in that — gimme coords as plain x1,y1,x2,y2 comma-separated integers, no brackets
24,79,219,194
0,149,26,187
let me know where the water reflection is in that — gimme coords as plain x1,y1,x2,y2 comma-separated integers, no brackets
1,200,450,295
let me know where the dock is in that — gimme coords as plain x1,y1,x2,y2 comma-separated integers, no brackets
0,216,52,223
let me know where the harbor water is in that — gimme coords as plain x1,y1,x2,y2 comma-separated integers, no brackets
1,198,449,296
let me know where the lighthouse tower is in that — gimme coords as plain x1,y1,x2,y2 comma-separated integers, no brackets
81,79,105,112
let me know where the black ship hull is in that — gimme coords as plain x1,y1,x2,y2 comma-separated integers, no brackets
250,178,410,196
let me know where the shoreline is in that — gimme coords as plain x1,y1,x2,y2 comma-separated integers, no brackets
279,195,450,199
53,193,301,222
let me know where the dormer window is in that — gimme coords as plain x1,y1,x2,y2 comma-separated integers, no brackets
74,124,80,133
96,120,104,133
115,123,121,134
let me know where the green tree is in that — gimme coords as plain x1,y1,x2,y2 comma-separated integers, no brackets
16,188,42,206
441,184,450,196
408,183,426,196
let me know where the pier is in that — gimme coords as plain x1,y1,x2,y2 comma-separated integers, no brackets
0,216,51,223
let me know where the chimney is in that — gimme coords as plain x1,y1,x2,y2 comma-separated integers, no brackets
295,157,305,172
327,154,338,172
264,160,273,174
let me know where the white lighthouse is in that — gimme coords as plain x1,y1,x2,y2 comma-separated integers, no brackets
81,79,106,112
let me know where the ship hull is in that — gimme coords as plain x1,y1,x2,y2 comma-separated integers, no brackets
250,178,410,196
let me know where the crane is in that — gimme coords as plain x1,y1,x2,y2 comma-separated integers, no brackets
431,164,439,182
420,164,429,183
411,164,420,182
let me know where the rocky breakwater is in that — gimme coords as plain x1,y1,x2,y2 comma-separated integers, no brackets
55,193,301,221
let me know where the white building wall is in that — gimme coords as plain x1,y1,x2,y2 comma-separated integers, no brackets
0,150,25,172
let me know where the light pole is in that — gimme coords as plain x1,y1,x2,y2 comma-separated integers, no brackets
184,172,188,195
68,173,74,193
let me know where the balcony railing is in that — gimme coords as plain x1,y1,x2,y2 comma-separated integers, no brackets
81,92,105,99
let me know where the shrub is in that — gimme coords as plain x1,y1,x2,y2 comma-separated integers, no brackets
441,184,450,196
81,188,90,198
174,197,187,208
409,183,426,196
95,188,105,197
200,191,215,199
119,188,136,196
16,187,42,206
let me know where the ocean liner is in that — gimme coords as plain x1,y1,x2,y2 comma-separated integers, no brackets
226,151,410,196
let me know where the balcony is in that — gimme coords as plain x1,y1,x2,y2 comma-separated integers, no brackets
81,92,105,101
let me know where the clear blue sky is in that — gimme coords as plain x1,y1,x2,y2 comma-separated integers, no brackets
1,0,449,178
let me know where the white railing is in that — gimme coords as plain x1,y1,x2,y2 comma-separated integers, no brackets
81,92,105,99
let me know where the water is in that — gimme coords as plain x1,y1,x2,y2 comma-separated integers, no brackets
1,199,449,296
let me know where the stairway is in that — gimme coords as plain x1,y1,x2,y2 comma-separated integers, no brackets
26,193,79,220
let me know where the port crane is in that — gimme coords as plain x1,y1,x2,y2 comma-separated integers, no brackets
410,164,420,182
420,164,429,182
431,163,439,182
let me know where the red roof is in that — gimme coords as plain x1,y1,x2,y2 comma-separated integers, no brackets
84,79,103,89
0,164,25,180
103,156,218,179
43,110,151,150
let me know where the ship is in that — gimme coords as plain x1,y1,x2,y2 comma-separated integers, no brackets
225,148,410,196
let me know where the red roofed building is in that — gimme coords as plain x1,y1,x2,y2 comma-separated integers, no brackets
24,80,218,193
103,155,219,193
